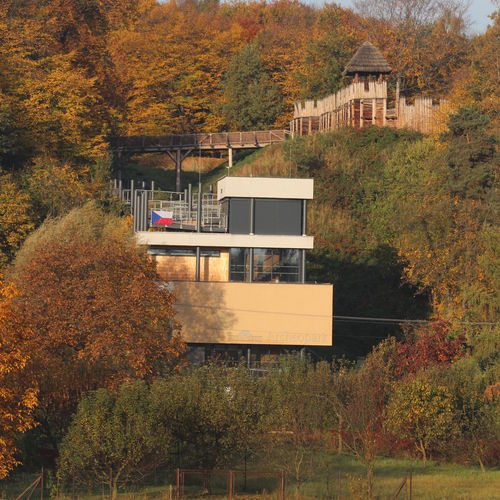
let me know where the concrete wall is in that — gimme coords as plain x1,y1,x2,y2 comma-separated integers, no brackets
154,251,229,282
217,176,314,201
174,281,333,346
137,231,314,249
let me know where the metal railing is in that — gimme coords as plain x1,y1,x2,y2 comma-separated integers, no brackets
111,181,227,232
114,129,290,152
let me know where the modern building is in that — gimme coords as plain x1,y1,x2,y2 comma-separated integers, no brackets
117,176,333,364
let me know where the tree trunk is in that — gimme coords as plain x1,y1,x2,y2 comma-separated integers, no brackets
419,439,427,466
366,462,374,500
338,416,343,454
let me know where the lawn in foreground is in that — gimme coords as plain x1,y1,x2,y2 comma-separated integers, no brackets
2,452,499,499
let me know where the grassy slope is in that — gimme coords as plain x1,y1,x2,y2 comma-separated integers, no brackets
117,129,431,358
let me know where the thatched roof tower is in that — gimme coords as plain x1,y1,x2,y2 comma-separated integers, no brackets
344,41,391,79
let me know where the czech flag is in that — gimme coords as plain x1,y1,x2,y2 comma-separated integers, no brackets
151,210,173,226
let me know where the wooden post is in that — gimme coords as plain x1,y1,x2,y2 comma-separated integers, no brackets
176,468,180,500
409,469,412,500
395,75,401,121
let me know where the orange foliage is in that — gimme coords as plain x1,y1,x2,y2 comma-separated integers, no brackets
394,319,466,377
0,278,38,479
4,237,185,435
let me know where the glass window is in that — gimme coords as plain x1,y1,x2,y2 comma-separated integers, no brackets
253,248,300,283
229,248,249,282
254,199,302,235
148,247,220,257
230,248,300,283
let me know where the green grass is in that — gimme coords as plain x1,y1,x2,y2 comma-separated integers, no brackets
3,454,499,499
115,148,264,193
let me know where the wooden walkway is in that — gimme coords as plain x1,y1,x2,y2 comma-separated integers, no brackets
115,129,290,191
116,129,289,153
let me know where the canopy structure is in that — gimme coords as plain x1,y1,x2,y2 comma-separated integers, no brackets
344,41,391,76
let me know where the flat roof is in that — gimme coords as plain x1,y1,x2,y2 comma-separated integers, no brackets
217,176,314,201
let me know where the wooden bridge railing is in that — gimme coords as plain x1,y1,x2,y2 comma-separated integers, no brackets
115,129,289,152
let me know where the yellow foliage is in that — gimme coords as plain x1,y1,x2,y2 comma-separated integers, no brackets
0,174,34,268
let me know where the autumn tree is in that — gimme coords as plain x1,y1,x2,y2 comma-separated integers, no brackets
394,320,465,377
0,278,38,479
353,0,469,27
0,173,34,268
371,108,499,320
4,203,185,448
223,42,283,130
330,362,389,499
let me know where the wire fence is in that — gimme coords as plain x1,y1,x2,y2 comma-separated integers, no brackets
3,466,415,499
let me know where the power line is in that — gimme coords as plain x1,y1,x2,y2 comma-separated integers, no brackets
174,303,499,327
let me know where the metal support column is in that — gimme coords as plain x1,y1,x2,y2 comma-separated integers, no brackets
228,147,233,170
196,183,202,232
302,200,307,235
130,179,135,215
246,347,251,368
249,248,254,283
301,249,306,283
195,246,201,282
250,198,254,235
142,191,149,230
175,149,182,192
195,183,202,282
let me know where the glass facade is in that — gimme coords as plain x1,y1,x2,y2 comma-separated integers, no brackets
229,248,249,282
229,248,300,283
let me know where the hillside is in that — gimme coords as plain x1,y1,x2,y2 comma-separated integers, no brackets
199,123,498,356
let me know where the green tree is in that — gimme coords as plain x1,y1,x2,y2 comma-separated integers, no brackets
152,365,265,471
443,358,500,471
265,357,336,496
223,42,282,130
297,5,360,99
386,375,455,465
58,381,169,499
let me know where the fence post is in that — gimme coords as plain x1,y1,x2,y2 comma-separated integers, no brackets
280,469,285,500
176,468,180,500
338,470,341,500
409,469,412,500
